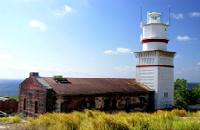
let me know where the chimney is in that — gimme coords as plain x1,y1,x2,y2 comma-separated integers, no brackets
29,72,39,77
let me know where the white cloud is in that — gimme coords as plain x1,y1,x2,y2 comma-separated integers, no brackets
177,35,191,41
104,50,116,55
171,13,184,20
65,5,72,13
30,20,47,31
104,48,133,55
190,12,200,17
53,5,73,16
116,48,133,54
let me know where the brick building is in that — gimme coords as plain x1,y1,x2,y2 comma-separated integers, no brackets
0,97,18,114
18,72,154,116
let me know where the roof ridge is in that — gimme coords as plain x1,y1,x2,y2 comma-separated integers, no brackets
43,77,135,80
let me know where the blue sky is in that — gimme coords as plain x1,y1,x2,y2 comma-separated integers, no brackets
0,0,200,82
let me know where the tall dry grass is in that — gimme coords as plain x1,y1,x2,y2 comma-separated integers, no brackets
0,115,21,123
26,109,200,130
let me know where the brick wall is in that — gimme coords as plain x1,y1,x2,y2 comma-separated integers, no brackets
0,99,18,114
18,78,47,116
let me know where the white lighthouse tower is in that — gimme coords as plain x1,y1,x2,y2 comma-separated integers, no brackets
135,12,176,109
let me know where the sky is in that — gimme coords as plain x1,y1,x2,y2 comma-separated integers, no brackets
0,0,200,82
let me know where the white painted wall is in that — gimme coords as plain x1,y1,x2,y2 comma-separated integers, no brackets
141,23,168,51
142,24,168,40
143,42,167,51
158,56,173,66
157,67,174,108
135,52,174,109
136,67,156,90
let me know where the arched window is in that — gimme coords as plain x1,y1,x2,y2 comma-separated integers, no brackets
23,98,26,110
35,101,38,113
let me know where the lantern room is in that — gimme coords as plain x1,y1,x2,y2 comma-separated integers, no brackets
141,12,169,51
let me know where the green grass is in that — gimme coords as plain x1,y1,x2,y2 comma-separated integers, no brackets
26,109,200,130
8,96,19,101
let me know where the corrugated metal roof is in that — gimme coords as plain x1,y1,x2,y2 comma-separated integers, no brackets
40,77,150,96
36,78,52,89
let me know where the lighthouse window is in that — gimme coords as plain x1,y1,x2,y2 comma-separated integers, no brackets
152,16,157,20
164,92,168,98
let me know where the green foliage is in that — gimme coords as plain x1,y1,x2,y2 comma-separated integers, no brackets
174,79,190,108
53,75,63,80
174,79,200,108
8,96,19,101
191,84,200,104
26,109,200,130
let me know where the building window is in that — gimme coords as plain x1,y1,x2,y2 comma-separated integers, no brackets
35,101,38,113
23,98,26,110
164,92,168,98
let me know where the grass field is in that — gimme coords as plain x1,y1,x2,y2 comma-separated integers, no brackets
1,109,200,130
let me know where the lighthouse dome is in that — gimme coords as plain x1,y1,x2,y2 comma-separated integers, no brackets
148,12,161,24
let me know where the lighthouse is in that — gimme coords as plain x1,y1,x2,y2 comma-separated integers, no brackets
135,12,176,109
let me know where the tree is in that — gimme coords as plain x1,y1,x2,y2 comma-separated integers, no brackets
174,79,200,109
174,79,190,108
191,84,200,104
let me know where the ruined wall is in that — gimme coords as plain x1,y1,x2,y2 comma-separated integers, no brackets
18,78,47,116
58,93,150,112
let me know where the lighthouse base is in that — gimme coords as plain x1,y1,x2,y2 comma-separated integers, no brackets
135,50,175,110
